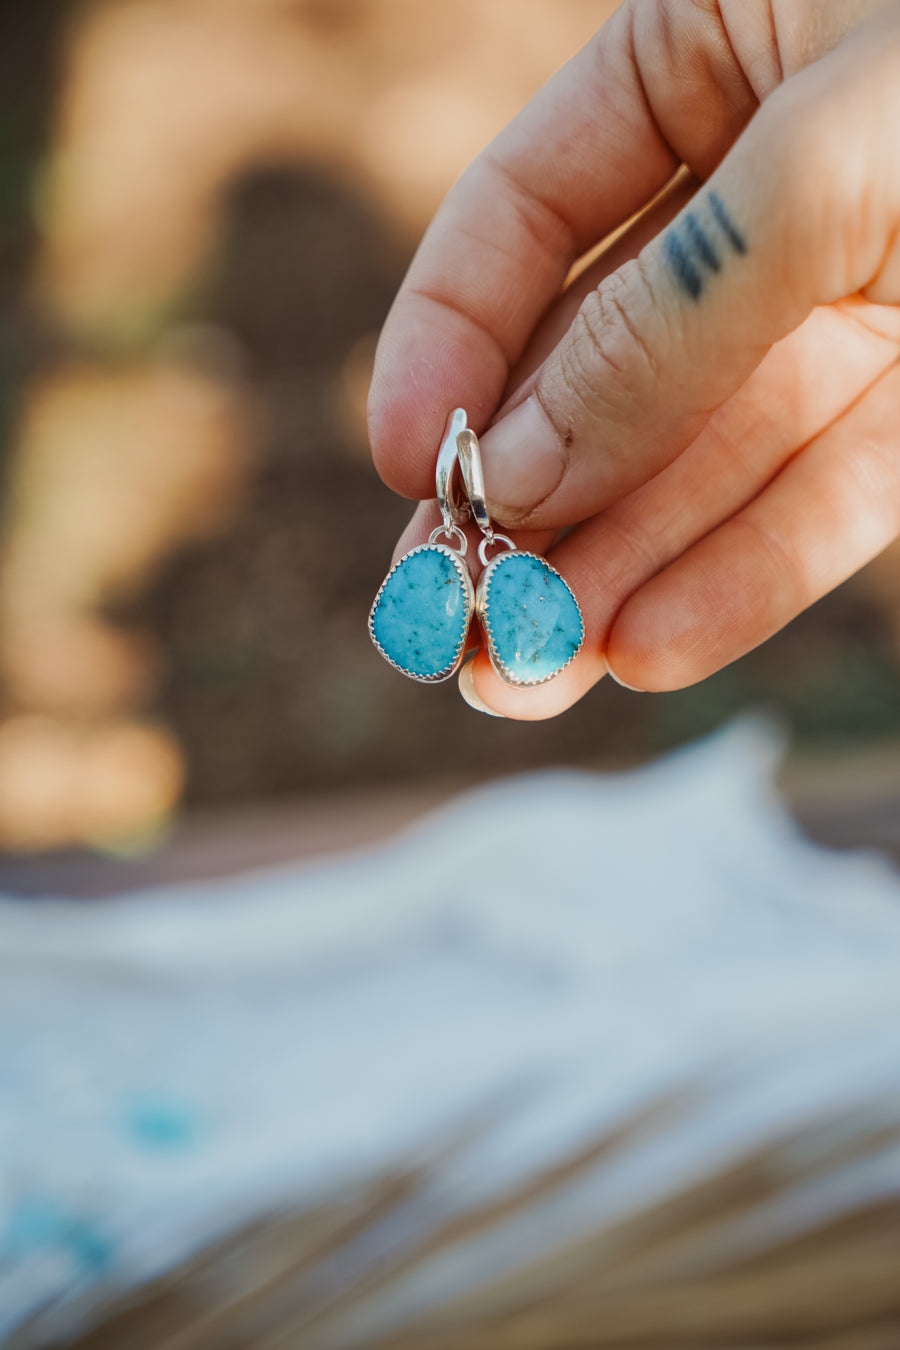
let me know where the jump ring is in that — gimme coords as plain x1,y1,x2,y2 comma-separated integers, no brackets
478,533,516,566
429,523,468,554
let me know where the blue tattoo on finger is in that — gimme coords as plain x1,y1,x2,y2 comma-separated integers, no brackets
664,191,747,301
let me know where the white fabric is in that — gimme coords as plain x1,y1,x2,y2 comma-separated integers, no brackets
2,718,900,1345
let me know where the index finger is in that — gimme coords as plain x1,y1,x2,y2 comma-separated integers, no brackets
367,3,679,500
367,0,758,500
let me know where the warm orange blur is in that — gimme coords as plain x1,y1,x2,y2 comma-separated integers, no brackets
3,0,899,857
36,0,609,337
0,1,614,851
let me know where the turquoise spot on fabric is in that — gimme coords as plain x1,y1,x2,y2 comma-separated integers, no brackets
5,1197,68,1255
484,554,583,683
371,547,468,679
5,1198,115,1274
66,1218,115,1274
125,1095,200,1150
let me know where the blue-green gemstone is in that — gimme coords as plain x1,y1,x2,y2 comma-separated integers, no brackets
480,552,583,685
370,545,471,681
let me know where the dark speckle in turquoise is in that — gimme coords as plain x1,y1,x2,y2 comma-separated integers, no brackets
485,553,583,683
372,547,468,679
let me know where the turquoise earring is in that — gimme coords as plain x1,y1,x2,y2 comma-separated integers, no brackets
369,409,584,686
368,409,475,682
456,426,584,687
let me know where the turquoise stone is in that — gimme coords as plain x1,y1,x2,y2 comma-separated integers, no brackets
370,545,471,681
480,551,583,685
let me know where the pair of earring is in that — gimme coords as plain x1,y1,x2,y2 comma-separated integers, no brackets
369,408,584,687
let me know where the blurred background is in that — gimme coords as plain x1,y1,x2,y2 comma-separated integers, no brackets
7,8,900,1346
2,0,900,878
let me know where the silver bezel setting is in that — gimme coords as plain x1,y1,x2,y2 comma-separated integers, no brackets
369,543,475,683
476,550,585,687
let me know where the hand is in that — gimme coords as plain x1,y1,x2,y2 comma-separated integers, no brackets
368,0,900,719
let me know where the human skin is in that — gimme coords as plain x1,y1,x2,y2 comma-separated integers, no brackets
368,0,900,719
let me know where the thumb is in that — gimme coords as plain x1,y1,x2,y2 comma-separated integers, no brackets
479,7,900,528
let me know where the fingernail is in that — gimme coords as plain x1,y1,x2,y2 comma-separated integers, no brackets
606,660,645,693
481,394,565,516
458,661,505,717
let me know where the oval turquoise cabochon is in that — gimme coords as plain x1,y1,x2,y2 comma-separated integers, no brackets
481,552,583,685
370,545,471,681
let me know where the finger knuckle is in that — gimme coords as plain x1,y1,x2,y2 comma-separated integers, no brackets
575,259,664,392
761,60,888,303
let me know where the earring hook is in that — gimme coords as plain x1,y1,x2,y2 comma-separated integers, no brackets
435,407,471,530
455,427,493,542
